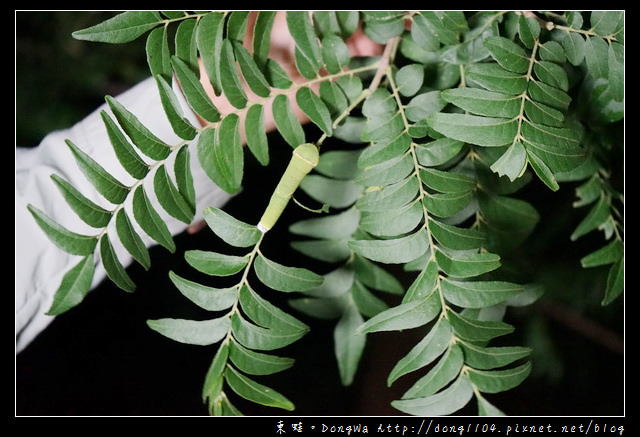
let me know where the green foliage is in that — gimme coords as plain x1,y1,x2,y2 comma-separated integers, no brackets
27,11,623,416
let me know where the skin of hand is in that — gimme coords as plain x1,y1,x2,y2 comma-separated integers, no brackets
186,11,383,234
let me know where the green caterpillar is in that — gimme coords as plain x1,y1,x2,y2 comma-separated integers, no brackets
257,143,319,233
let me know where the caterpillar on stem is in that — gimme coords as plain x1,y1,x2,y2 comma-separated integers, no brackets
257,143,319,233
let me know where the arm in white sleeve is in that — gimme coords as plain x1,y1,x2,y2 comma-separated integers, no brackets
15,76,234,353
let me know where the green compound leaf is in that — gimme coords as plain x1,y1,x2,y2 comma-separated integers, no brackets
72,11,162,43
254,253,324,292
46,255,95,316
27,205,98,256
225,365,295,411
147,315,231,346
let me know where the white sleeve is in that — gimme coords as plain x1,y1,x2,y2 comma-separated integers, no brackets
15,76,234,353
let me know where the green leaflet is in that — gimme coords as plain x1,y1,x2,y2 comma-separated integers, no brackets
132,185,175,252
435,249,501,278
196,12,225,96
174,18,198,74
254,253,323,292
239,284,309,333
232,40,271,98
391,373,474,416
169,271,238,311
231,312,305,351
427,113,518,147
65,140,129,205
401,343,465,399
225,365,295,411
356,290,440,333
197,115,244,195
115,209,151,270
172,55,221,123
154,74,198,140
153,164,194,224
446,310,514,342
296,87,333,136
388,316,453,385
272,94,306,148
147,316,231,346
286,11,323,77
27,205,98,256
334,304,367,385
441,278,523,309
100,234,135,292
219,39,248,109
203,206,262,248
202,342,229,406
229,339,294,376
349,230,430,264
46,255,95,315
99,111,149,180
245,104,270,166
468,362,532,394
459,341,531,370
185,250,249,276
146,26,171,82
72,11,162,43
106,95,172,160
50,174,112,228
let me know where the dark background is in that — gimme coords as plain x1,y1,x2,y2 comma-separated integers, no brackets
16,11,624,418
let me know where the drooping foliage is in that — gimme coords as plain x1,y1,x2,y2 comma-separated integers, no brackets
27,11,623,415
